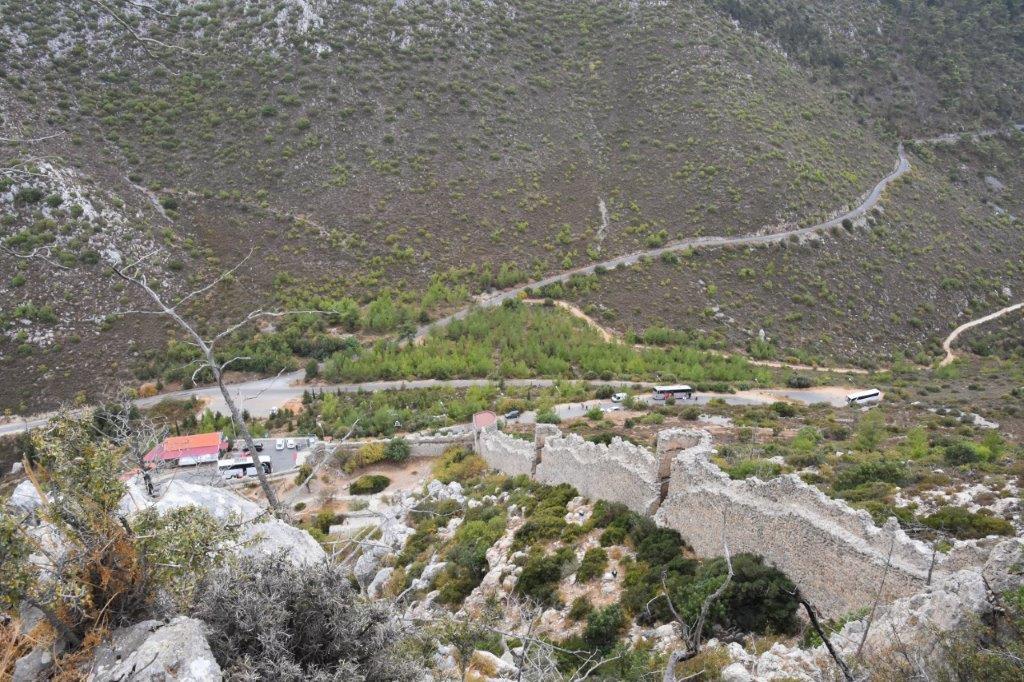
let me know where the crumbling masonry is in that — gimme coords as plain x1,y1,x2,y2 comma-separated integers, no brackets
477,424,991,618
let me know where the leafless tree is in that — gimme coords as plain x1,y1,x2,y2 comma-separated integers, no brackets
108,249,324,513
660,510,733,682
90,387,169,496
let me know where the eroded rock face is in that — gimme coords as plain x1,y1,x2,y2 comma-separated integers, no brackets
87,616,221,681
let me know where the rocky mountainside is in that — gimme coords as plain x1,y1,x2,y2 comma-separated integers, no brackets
1,0,1021,411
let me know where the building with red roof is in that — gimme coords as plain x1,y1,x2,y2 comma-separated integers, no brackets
144,432,228,466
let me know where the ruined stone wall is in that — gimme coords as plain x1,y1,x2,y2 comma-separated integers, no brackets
472,424,992,618
477,427,536,477
534,428,661,515
335,432,473,458
655,439,954,618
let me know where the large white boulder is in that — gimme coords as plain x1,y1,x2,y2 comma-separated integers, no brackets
123,479,325,566
88,616,221,681
239,519,327,566
7,480,43,514
149,480,262,522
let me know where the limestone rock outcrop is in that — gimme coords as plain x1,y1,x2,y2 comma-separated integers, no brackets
87,616,221,681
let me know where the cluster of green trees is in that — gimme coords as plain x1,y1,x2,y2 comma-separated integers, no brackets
325,301,768,385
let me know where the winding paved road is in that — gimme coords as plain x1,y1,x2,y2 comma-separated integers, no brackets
414,144,911,340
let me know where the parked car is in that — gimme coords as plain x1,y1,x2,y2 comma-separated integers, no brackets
503,410,521,420
241,442,264,453
286,438,296,449
611,392,628,403
275,439,285,451
307,436,318,447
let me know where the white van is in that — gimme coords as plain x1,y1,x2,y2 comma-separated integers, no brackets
846,389,882,406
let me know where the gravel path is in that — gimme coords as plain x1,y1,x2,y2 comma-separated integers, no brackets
414,144,911,341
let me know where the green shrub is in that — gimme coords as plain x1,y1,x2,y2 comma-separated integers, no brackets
700,553,799,635
834,457,907,491
727,458,782,480
515,548,574,606
943,442,981,466
786,375,812,389
432,446,486,484
923,506,1014,539
294,463,312,486
770,402,797,417
344,442,386,473
588,500,631,529
349,474,390,495
313,509,342,535
513,484,576,548
568,595,593,621
576,548,608,583
853,500,915,527
385,437,411,463
599,526,627,546
635,528,686,565
436,506,507,604
584,603,625,649
536,409,561,424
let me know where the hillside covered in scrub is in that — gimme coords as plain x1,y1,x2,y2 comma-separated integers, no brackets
1,0,1021,410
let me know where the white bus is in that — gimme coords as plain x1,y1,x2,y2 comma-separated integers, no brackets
218,455,272,479
846,389,882,406
652,384,694,400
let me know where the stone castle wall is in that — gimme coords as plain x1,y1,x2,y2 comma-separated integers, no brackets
477,427,537,477
535,430,661,515
474,423,993,618
655,444,934,616
335,432,473,458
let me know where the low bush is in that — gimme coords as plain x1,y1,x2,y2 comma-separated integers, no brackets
700,553,799,635
833,457,908,491
385,437,411,463
575,548,608,583
344,442,386,473
349,474,390,495
727,458,782,480
432,446,486,484
923,506,1015,539
436,505,507,604
943,442,982,466
194,556,420,680
513,484,576,548
568,595,593,621
515,547,574,606
584,603,625,650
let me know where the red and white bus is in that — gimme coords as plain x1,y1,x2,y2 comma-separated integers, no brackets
652,384,694,400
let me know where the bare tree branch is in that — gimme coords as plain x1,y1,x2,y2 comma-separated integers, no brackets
110,257,283,512
662,509,733,682
793,590,854,682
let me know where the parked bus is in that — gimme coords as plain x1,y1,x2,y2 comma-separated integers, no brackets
846,389,882,406
652,384,694,400
218,455,272,480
